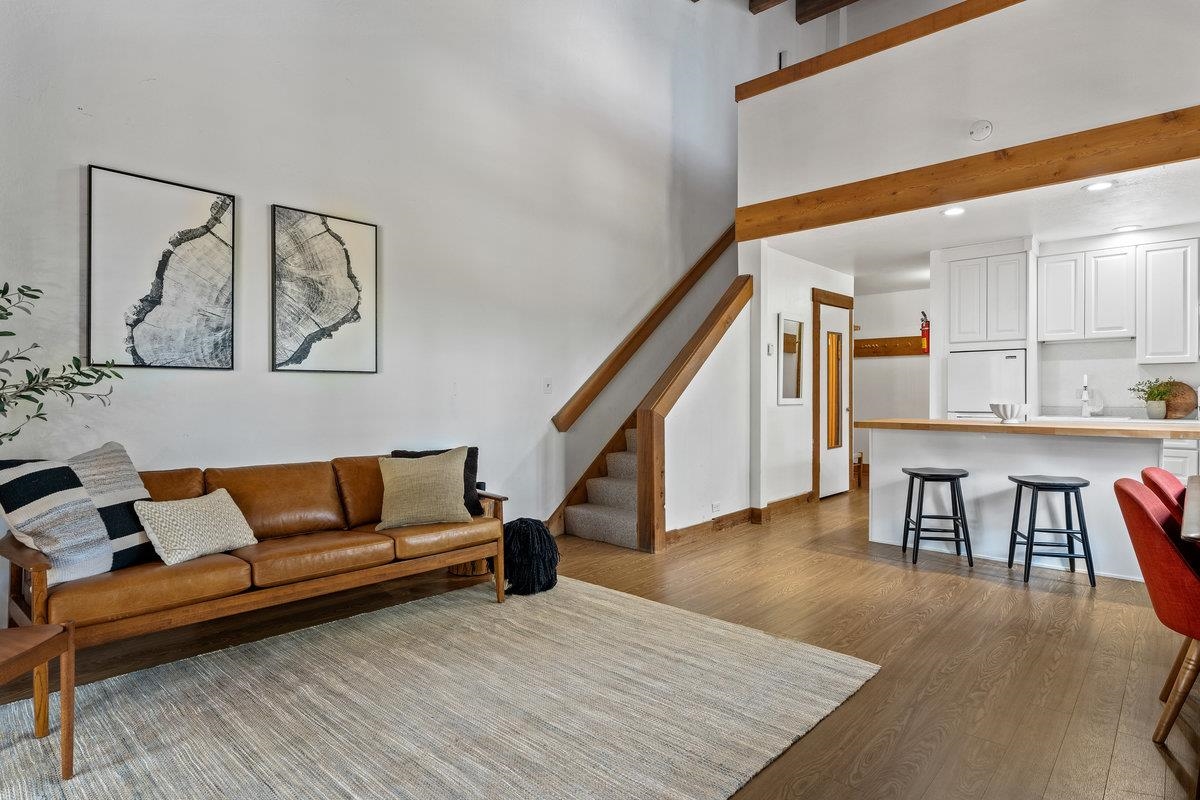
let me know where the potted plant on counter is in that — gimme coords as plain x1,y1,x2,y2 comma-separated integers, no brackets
1129,377,1174,420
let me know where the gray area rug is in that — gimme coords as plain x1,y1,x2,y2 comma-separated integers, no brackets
0,577,877,799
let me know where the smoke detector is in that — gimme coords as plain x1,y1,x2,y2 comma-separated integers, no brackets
969,120,994,142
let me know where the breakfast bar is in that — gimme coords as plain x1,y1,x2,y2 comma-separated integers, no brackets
856,418,1200,581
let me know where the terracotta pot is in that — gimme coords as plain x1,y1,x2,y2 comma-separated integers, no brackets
1147,400,1167,420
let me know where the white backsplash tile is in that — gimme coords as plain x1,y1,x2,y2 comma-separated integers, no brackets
1040,339,1200,416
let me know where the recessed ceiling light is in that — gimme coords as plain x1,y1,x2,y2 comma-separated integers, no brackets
941,207,966,217
1113,225,1142,233
1084,180,1115,192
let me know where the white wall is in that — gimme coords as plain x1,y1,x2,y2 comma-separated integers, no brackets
852,289,930,461
0,0,783,526
738,0,1200,206
743,242,853,507
664,307,751,531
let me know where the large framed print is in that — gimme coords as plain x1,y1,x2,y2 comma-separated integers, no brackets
88,166,235,370
271,205,378,373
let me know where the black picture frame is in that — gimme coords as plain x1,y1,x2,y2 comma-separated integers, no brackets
270,204,379,374
87,164,236,370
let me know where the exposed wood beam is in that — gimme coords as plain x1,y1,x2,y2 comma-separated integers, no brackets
749,0,789,12
795,0,857,26
736,0,1026,102
735,104,1200,242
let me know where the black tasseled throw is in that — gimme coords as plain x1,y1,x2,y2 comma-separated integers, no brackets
501,518,559,595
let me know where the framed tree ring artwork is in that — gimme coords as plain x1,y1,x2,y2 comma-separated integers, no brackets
271,205,378,373
88,166,236,369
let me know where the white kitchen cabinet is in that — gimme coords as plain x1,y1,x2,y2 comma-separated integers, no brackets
949,254,1026,344
1162,441,1200,483
1137,239,1199,364
1037,253,1085,341
949,258,988,343
987,253,1027,341
1085,247,1136,339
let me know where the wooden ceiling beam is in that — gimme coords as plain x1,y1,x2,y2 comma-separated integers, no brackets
749,0,790,12
735,104,1200,242
795,0,858,25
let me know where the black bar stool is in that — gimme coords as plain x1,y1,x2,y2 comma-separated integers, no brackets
901,467,973,566
1007,474,1095,587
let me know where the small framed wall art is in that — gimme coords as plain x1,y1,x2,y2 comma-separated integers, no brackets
271,205,378,373
88,166,236,369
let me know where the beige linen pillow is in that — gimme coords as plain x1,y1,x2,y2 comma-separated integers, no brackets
377,448,473,529
134,488,259,565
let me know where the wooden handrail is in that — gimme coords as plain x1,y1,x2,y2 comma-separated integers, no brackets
551,224,736,433
636,274,754,552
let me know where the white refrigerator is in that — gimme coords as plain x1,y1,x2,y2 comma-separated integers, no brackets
947,349,1026,418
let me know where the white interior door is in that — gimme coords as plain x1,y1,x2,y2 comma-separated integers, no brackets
819,306,850,498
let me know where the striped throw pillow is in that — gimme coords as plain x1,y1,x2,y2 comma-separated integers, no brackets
0,460,112,586
67,442,156,569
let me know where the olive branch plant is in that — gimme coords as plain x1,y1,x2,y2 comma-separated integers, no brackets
0,283,121,444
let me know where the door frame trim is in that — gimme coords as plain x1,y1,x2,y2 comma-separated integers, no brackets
812,289,855,501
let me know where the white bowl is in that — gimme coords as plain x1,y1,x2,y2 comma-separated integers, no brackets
990,403,1029,424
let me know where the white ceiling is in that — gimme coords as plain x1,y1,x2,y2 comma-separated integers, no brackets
766,159,1200,295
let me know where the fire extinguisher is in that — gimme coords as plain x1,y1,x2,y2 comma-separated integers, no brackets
920,312,930,354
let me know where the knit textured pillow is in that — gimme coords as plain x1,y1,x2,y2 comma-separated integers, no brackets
67,442,156,569
390,447,484,516
134,489,258,566
377,448,473,530
0,460,111,586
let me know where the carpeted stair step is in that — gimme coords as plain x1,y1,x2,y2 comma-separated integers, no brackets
624,428,637,453
606,451,638,479
564,503,638,549
585,476,637,511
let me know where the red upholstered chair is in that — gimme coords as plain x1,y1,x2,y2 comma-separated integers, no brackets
1142,467,1186,526
1115,478,1200,743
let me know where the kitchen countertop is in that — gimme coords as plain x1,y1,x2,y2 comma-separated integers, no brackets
854,418,1200,439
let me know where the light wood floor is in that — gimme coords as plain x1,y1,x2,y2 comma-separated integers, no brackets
1,487,1193,798
556,489,1195,800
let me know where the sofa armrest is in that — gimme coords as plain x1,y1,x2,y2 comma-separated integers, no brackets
0,532,49,573
478,490,507,524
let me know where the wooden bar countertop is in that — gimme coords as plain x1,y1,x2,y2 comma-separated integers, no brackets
855,418,1200,440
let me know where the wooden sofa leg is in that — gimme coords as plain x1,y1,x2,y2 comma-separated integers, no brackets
60,623,74,780
32,661,49,738
494,541,505,603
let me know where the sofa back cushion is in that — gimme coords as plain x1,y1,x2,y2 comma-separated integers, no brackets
331,456,385,528
204,461,346,539
139,468,205,502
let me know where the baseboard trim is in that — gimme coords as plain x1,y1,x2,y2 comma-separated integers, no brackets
750,492,814,524
666,507,752,539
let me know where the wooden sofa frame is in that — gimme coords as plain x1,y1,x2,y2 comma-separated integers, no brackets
1,491,507,739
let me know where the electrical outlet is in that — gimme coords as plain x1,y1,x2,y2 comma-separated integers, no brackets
711,502,721,515
542,378,553,395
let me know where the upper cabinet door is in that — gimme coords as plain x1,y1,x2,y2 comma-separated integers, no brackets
987,253,1027,341
1037,253,1084,341
1137,239,1199,364
948,258,988,343
1085,247,1135,339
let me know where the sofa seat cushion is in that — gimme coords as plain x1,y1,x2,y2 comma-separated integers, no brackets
231,530,394,588
360,517,501,560
46,554,251,626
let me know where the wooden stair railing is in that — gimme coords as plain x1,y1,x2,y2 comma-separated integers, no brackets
551,224,736,433
636,274,754,552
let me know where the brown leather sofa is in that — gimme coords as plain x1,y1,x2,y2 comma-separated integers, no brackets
2,456,507,651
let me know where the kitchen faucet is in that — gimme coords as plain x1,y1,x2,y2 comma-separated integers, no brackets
1081,374,1090,418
